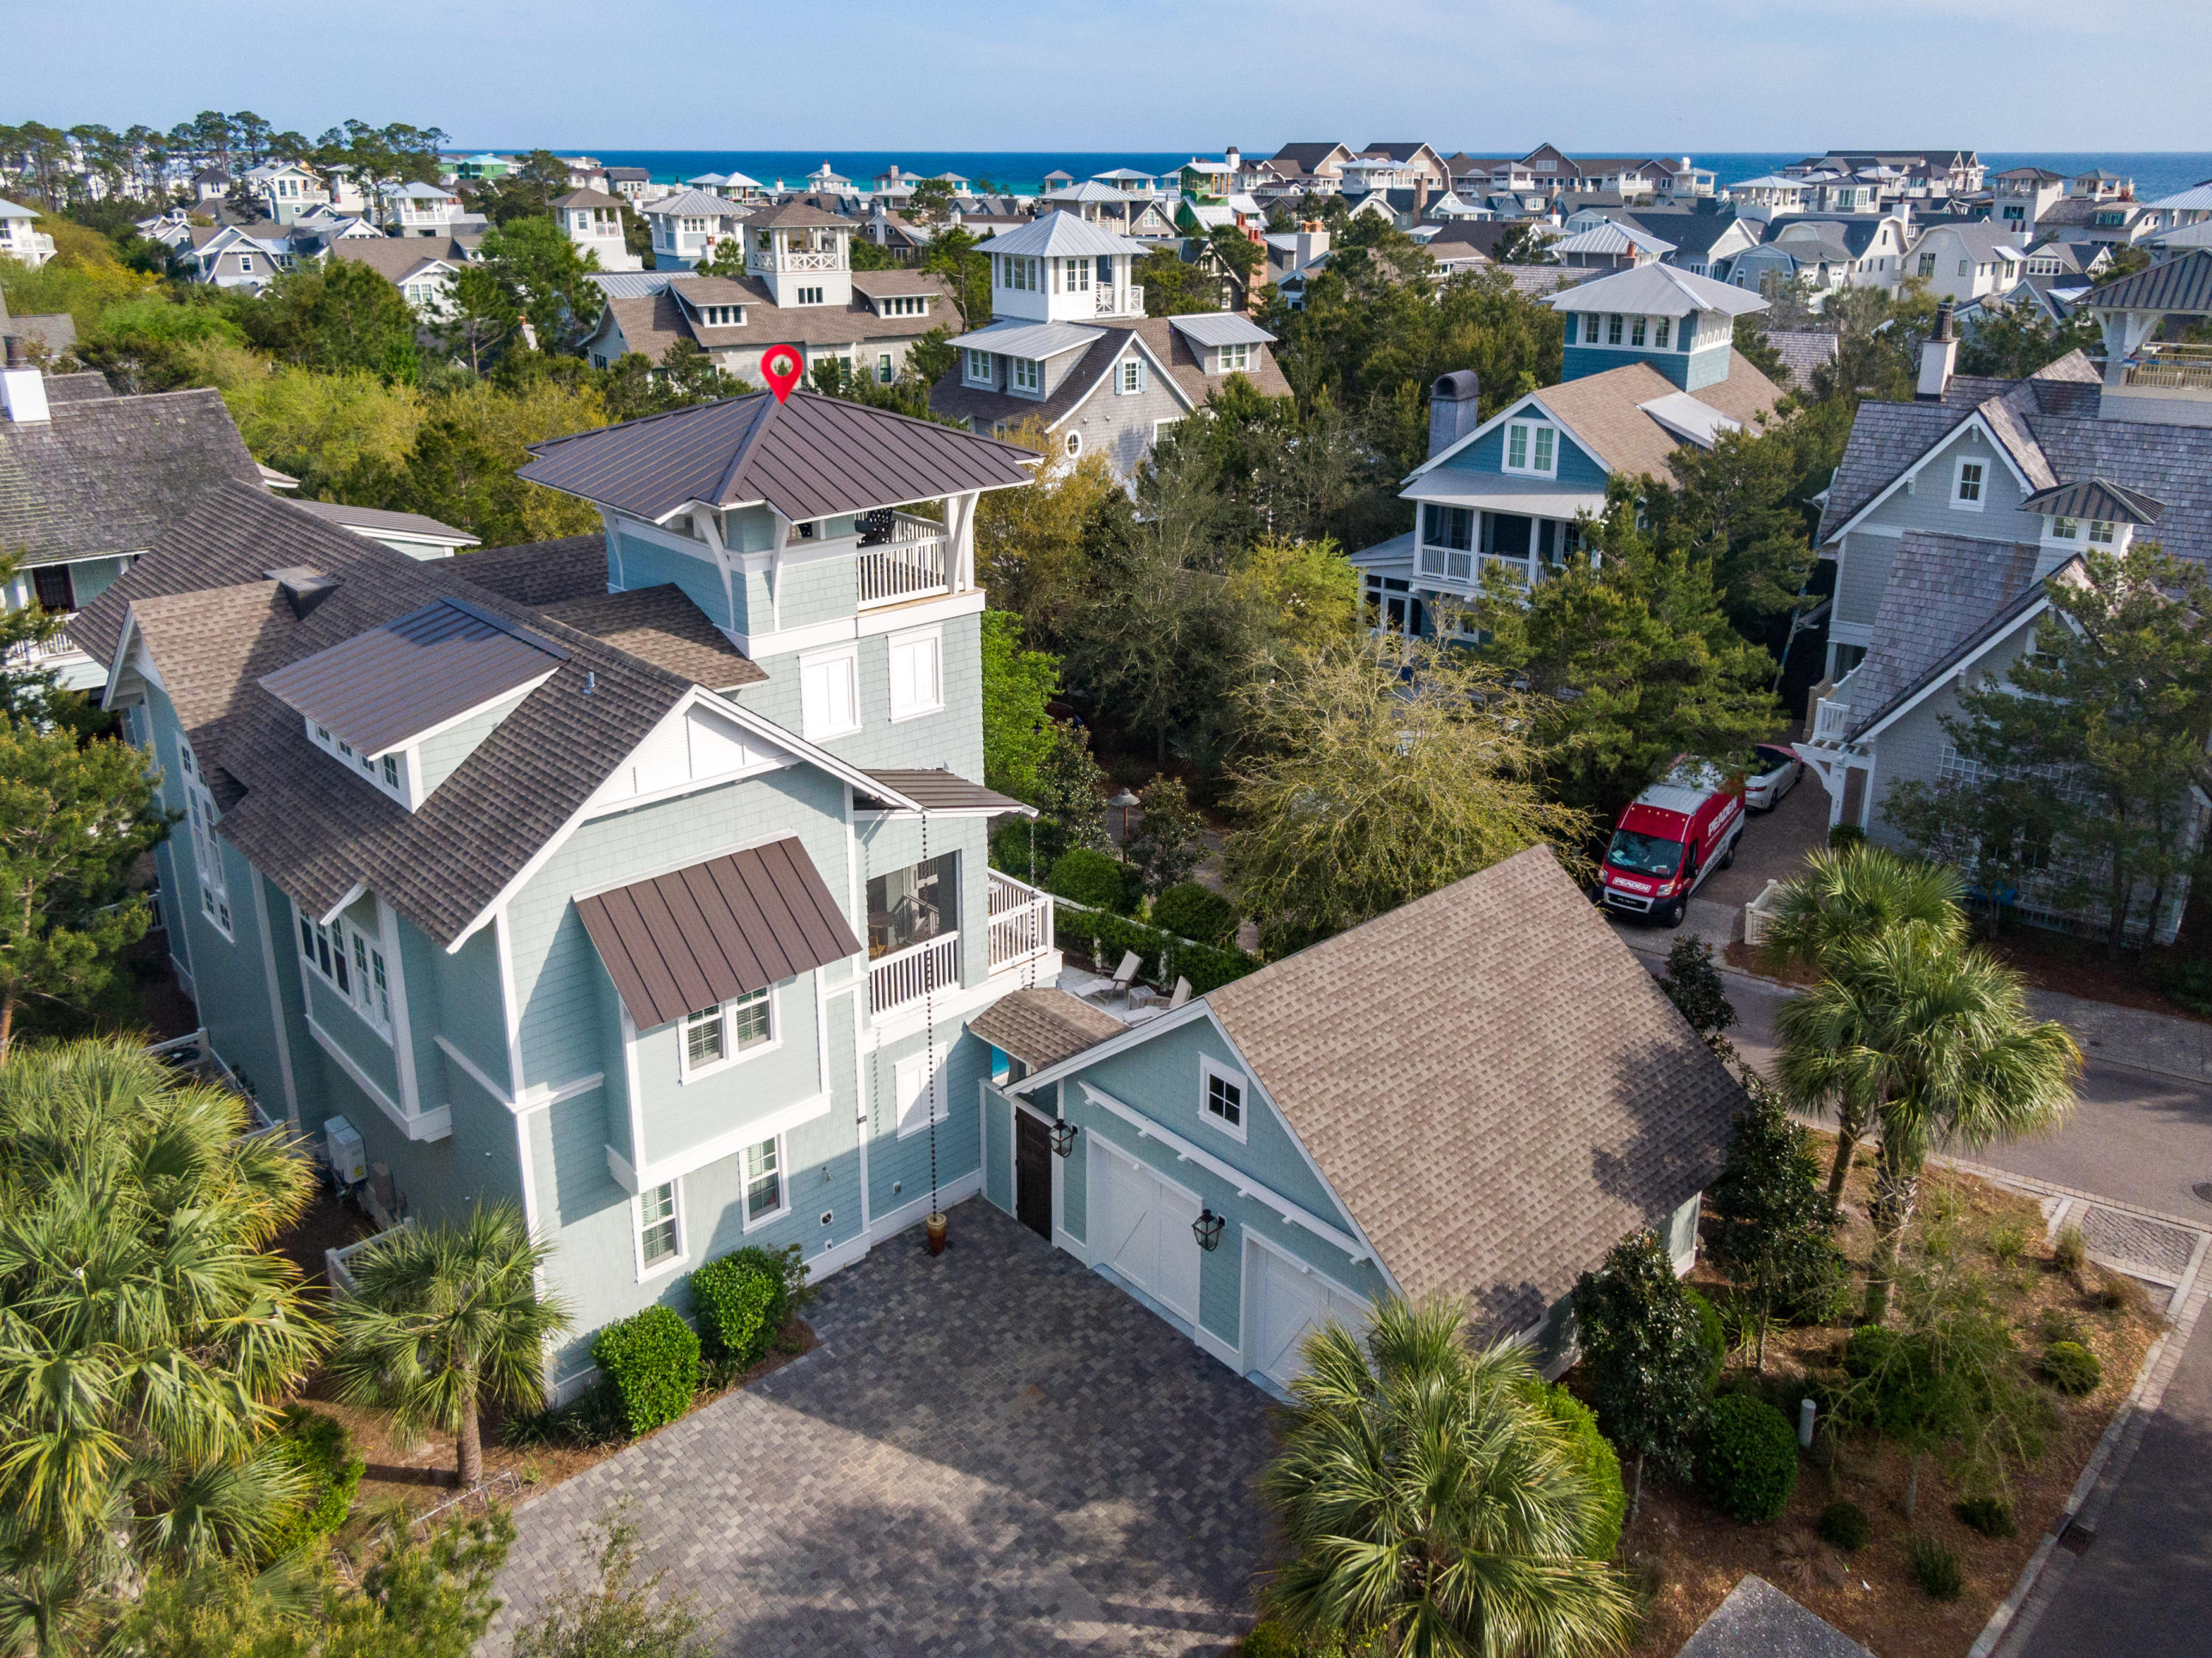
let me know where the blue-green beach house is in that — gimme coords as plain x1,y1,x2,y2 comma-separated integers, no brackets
77,384,1739,1398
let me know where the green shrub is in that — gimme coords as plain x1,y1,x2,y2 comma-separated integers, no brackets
1955,1496,2017,1538
2042,1339,2101,1396
591,1305,700,1437
690,1255,779,1368
1818,1499,1871,1553
1150,882,1238,948
1909,1534,1963,1600
262,1407,365,1559
1053,901,1260,995
990,815,1065,881
1827,824,1868,852
1697,1392,1799,1523
1528,1382,1627,1560
1843,1323,1902,1380
1046,848,1129,911
1239,1621,1302,1658
2053,1225,2087,1274
1685,1286,1727,1386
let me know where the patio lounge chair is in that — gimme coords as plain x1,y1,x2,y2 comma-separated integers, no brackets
1085,950,1141,1004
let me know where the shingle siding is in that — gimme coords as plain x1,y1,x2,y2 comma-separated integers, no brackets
1063,359,1187,478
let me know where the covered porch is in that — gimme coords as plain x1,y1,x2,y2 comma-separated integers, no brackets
1401,473,1605,598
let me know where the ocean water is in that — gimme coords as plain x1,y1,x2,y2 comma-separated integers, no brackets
515,148,2212,203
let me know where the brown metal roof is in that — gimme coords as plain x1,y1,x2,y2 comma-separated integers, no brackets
970,988,1123,1071
855,768,1032,815
515,389,1037,524
257,597,568,757
576,837,862,1029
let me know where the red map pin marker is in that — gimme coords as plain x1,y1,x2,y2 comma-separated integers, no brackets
760,345,803,403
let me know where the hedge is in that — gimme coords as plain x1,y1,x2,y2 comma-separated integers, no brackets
1053,900,1259,996
262,1407,366,1560
1529,1381,1626,1560
1151,882,1239,948
691,1243,809,1369
1698,1392,1799,1523
1046,848,1128,910
592,1304,700,1437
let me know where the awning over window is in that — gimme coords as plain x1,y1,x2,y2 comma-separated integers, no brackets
576,836,860,1030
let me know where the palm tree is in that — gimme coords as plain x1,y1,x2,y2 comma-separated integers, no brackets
1778,925,2079,1323
0,1038,327,1626
1766,845,1969,1206
332,1204,571,1488
1260,1296,1635,1658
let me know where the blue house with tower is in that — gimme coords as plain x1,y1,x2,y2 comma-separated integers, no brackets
1351,264,1782,634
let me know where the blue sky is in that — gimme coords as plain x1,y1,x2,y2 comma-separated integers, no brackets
17,0,2212,153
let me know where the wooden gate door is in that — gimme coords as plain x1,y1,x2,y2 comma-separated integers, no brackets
1015,1110,1053,1239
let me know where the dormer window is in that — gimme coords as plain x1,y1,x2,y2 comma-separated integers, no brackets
966,350,994,385
2051,516,2079,540
2088,520,2115,544
1010,357,1041,394
699,305,743,326
1503,420,1557,477
1217,342,1249,372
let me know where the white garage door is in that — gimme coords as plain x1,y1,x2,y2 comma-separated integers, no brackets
1251,1242,1368,1390
1093,1140,1202,1323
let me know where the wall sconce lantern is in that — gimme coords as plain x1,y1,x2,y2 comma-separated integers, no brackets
1050,1120,1079,1158
1192,1208,1226,1252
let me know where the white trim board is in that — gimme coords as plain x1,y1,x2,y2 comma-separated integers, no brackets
306,1013,451,1141
604,1089,832,1194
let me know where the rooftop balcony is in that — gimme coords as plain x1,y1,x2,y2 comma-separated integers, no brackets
855,512,951,608
2105,341,2212,425
749,245,841,275
1095,283,1145,318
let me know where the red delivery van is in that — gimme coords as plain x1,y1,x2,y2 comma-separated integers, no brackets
1596,759,1745,928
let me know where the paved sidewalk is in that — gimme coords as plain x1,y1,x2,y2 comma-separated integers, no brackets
485,1199,1276,1657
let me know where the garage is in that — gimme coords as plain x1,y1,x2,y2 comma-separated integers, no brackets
1091,1138,1202,1325
1247,1238,1368,1390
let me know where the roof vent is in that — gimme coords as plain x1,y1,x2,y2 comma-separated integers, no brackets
263,566,340,620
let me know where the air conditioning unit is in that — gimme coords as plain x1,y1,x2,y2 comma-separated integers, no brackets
324,1116,367,1186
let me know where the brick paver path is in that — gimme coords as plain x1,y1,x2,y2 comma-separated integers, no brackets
486,1199,1279,1656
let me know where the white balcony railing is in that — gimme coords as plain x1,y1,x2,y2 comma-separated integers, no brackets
1095,285,1145,316
1811,696,1852,743
987,871,1054,968
870,932,960,1017
4,615,83,665
749,246,839,274
857,530,950,607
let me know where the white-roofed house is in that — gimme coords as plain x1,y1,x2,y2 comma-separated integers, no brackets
639,190,748,271
383,179,465,237
1551,219,1674,271
242,160,330,225
1347,266,1781,637
0,198,56,270
553,189,641,272
928,212,1292,476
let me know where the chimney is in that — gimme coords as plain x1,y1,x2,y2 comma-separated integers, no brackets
263,566,340,620
1,337,50,425
1225,145,1241,177
1415,175,1430,215
1428,370,1481,457
1295,221,1329,268
1916,298,1957,401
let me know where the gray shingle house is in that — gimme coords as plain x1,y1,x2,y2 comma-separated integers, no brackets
1799,257,2212,940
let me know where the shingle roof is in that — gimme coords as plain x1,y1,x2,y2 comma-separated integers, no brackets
2074,247,2212,314
518,388,1038,523
0,386,264,568
329,237,469,283
929,316,1291,434
451,534,610,606
1763,328,1840,387
591,275,955,361
551,188,625,210
1816,400,1972,542
1841,531,2048,742
538,585,765,690
258,597,568,757
1498,354,1783,483
576,837,862,1030
969,988,1124,1072
42,371,114,405
1204,845,1742,1328
742,199,849,229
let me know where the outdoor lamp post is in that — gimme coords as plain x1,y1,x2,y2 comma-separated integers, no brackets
1107,788,1139,859
1050,1119,1079,1158
1192,1208,1225,1252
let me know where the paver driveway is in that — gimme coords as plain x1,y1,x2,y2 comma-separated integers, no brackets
487,1199,1281,1656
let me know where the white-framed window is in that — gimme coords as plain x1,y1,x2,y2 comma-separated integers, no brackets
1010,357,1041,393
966,349,993,386
1630,316,1647,347
797,285,823,305
1198,1055,1248,1142
2088,520,2115,544
1958,259,1971,277
743,1136,787,1228
1217,342,1249,372
296,900,392,1036
2051,516,2078,540
1952,457,1986,509
799,645,860,740
1065,430,1082,457
1061,257,1090,293
1606,313,1623,344
888,625,944,722
1653,316,1671,348
895,1052,948,1139
1503,420,1557,476
238,254,254,274
877,352,893,384
680,984,774,1079
636,1179,684,1274
1119,358,1144,394
178,739,233,940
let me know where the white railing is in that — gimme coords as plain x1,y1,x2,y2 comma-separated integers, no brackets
987,871,1054,967
4,616,82,666
1095,285,1146,316
870,932,961,1016
324,1218,411,1298
857,535,950,606
1811,697,1852,743
749,247,839,274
